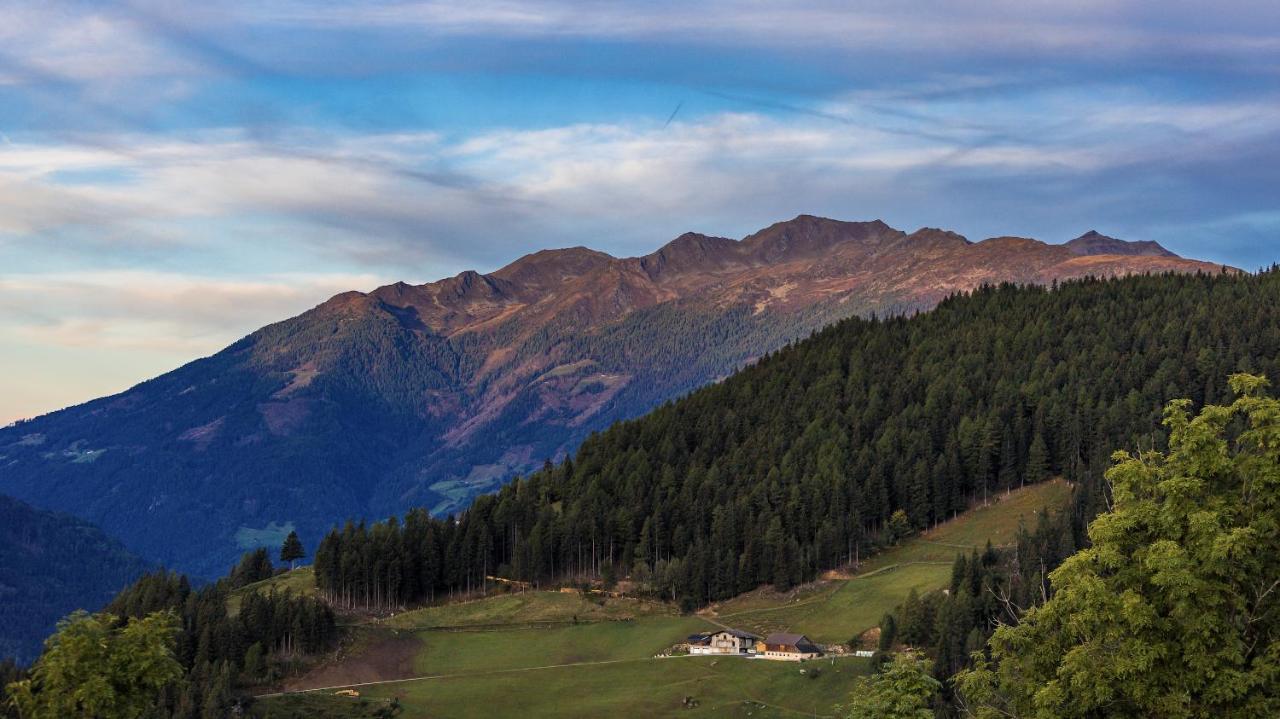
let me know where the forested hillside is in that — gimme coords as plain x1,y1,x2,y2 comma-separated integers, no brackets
0,216,1221,577
0,495,153,664
313,268,1279,609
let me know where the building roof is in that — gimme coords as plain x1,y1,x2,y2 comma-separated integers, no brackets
713,628,761,640
762,633,821,652
687,633,712,644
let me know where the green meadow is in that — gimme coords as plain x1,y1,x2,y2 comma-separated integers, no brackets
264,655,873,719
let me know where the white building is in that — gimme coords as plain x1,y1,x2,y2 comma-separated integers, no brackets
688,628,761,655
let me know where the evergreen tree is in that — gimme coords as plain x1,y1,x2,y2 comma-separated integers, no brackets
1024,432,1049,487
280,531,305,569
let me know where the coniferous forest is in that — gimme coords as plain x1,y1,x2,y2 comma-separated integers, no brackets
313,268,1280,610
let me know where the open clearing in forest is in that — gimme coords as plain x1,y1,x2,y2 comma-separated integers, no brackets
227,566,318,616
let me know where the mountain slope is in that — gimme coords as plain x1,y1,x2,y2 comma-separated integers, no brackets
311,269,1280,612
0,494,153,664
0,216,1225,576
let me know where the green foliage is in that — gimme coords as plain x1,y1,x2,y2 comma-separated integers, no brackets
888,510,914,544
6,611,181,719
316,272,1280,610
957,375,1280,718
0,658,26,719
106,569,337,718
843,651,940,719
230,549,275,590
877,614,897,652
280,531,305,569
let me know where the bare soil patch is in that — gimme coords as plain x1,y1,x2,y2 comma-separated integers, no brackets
282,629,422,691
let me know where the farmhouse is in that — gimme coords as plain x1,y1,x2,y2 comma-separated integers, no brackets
757,633,823,661
687,628,760,655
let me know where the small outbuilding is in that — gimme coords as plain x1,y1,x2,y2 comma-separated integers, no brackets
688,628,761,655
757,633,822,661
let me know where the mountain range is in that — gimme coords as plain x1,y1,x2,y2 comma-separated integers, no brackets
0,216,1227,576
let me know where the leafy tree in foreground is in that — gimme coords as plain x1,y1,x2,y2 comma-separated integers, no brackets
844,651,940,718
280,531,305,570
6,610,181,719
0,658,25,719
957,374,1280,718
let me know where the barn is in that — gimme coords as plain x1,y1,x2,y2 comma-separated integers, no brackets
687,628,761,655
757,633,822,661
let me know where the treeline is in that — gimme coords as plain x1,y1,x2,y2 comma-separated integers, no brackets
100,555,337,717
314,269,1280,609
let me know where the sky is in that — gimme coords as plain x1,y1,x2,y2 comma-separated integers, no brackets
2,0,1280,423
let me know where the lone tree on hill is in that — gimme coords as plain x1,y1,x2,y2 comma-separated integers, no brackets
280,531,305,569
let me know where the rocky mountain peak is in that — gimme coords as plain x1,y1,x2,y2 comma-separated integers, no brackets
1065,230,1177,258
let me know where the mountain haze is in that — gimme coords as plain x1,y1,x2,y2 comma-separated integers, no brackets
0,494,152,663
0,216,1226,575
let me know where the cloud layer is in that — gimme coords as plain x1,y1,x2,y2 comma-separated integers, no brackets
2,0,1278,421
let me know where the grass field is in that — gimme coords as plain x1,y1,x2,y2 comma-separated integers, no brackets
274,655,873,719
381,588,674,630
712,479,1072,643
406,615,710,675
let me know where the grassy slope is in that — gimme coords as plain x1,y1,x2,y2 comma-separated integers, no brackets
227,566,317,616
712,479,1072,643
255,480,1069,717
381,589,674,630
406,615,709,675
262,657,872,719
362,655,871,718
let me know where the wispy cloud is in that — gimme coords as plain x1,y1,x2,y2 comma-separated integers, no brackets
0,270,383,351
1,0,1277,419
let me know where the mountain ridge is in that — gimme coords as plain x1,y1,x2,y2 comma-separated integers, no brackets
0,215,1228,576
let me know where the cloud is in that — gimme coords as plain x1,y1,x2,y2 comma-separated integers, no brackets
252,0,1280,60
0,270,384,352
0,269,389,422
4,84,1279,272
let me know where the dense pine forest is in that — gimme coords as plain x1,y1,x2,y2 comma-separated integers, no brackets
313,268,1280,609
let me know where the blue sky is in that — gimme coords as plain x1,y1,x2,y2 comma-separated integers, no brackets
2,0,1279,422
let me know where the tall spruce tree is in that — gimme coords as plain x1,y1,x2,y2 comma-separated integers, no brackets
280,531,305,569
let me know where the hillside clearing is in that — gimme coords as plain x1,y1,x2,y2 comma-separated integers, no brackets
709,479,1072,643
227,566,317,616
